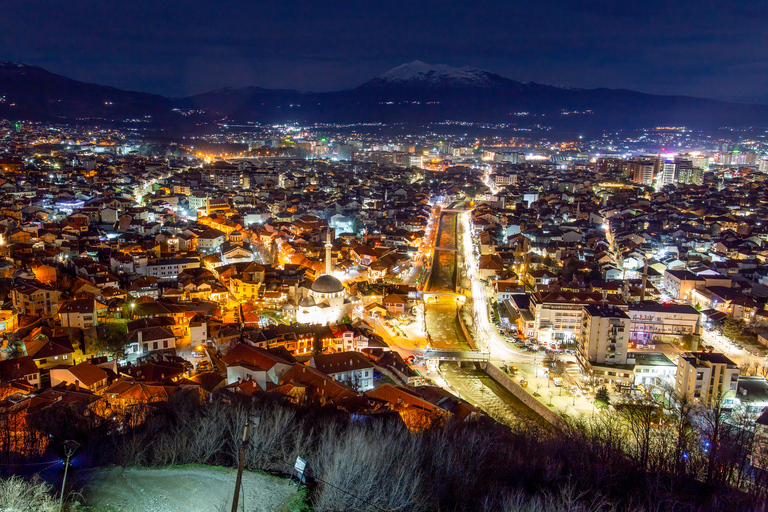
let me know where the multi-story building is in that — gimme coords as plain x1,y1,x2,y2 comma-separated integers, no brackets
308,352,375,391
11,280,62,317
675,352,739,408
627,302,700,345
529,291,626,345
578,304,633,385
146,258,201,281
579,305,631,365
663,269,704,301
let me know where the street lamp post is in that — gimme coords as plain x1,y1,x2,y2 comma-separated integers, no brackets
59,440,80,512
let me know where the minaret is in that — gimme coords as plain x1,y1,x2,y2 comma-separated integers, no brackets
325,229,333,275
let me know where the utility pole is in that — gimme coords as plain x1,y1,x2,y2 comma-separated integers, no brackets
231,418,251,512
59,440,80,512
231,411,261,512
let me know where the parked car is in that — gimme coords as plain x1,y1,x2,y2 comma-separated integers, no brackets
196,361,212,371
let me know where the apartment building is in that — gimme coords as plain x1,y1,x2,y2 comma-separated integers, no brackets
675,352,739,408
529,291,626,345
11,280,62,317
578,305,633,385
663,269,704,301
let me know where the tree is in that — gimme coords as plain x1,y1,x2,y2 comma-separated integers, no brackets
94,323,130,359
661,384,696,479
595,386,610,409
340,315,352,325
722,316,742,341
679,333,697,351
313,334,324,355
615,393,661,471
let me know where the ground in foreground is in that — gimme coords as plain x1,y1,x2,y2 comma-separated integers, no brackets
74,465,302,512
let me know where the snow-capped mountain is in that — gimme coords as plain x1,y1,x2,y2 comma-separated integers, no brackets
361,60,513,89
2,59,768,133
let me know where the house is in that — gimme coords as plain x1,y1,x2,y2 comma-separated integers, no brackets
308,352,375,391
50,361,109,392
23,332,76,370
222,344,293,389
59,298,99,329
477,254,503,281
125,322,176,355
382,293,408,315
0,356,41,390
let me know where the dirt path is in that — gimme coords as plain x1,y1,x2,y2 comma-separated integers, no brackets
74,465,300,512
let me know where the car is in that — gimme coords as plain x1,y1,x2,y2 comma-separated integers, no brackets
510,365,519,375
196,361,212,371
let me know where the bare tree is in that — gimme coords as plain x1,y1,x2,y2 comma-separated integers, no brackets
615,393,659,471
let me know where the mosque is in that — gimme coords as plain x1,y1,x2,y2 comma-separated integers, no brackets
296,231,359,325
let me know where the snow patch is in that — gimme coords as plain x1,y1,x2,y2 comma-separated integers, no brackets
374,60,497,87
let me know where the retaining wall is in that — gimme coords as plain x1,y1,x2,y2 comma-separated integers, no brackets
481,362,569,431
457,310,477,350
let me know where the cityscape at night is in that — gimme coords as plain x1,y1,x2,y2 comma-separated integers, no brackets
2,2,768,512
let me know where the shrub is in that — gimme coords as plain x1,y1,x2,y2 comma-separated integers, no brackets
0,475,58,512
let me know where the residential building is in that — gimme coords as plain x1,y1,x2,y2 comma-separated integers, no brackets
529,291,626,344
50,361,109,392
663,269,704,301
59,298,98,329
579,304,631,368
308,352,375,391
675,352,739,408
11,280,62,317
0,356,41,390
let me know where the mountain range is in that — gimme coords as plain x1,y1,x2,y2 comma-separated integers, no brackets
1,59,766,134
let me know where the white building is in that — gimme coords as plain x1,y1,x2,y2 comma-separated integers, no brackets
629,352,676,388
529,291,626,345
627,302,700,345
579,304,631,368
146,258,201,280
59,298,98,329
297,232,358,325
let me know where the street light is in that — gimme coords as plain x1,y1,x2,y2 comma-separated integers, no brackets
59,440,80,512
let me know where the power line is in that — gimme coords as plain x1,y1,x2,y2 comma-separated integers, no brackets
0,459,62,467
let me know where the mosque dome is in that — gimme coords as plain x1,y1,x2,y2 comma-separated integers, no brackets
299,296,316,307
311,275,344,294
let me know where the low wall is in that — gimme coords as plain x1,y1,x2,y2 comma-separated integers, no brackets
457,310,477,350
481,362,569,431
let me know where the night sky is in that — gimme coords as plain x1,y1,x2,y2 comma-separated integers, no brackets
2,0,766,102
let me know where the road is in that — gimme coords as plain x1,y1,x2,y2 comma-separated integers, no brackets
701,328,762,366
458,211,535,363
